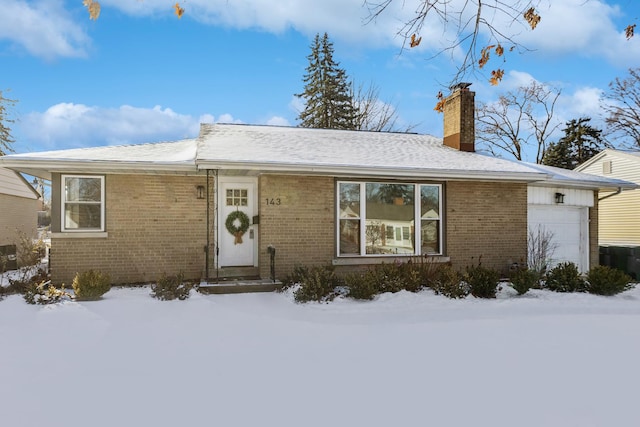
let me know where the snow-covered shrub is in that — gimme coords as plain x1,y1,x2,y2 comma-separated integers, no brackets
284,265,341,303
23,280,71,305
431,265,468,299
509,268,540,295
544,262,586,293
72,270,111,301
465,263,500,298
586,265,634,296
151,273,192,301
344,272,378,300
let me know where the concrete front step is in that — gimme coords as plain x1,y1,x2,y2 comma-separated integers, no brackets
198,279,282,294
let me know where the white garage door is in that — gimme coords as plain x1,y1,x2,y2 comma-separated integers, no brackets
528,205,589,272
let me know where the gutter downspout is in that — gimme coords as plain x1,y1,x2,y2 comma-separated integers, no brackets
205,169,210,279
599,187,622,201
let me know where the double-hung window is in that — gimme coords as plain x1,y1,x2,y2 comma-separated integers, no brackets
338,181,442,256
62,175,105,231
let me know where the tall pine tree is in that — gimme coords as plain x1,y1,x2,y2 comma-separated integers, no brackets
542,117,606,169
296,33,356,130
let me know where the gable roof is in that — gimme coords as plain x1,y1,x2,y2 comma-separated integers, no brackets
0,123,633,191
0,167,40,199
575,148,640,172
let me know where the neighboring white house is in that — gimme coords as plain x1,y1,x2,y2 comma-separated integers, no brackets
0,167,40,269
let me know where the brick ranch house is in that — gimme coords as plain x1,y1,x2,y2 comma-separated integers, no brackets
0,85,634,285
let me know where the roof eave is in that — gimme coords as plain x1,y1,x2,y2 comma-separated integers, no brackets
0,159,196,178
196,160,549,182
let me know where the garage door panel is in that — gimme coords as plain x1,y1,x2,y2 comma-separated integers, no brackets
528,205,588,272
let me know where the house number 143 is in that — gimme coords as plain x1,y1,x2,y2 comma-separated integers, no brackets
266,198,281,206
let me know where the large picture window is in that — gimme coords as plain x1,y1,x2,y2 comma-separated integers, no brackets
62,175,105,231
338,181,442,256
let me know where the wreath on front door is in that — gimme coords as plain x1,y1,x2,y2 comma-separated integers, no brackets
225,210,250,245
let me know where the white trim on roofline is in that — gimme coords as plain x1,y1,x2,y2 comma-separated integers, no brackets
195,160,550,182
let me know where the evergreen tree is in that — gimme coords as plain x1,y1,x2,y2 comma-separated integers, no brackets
542,117,606,169
296,33,356,130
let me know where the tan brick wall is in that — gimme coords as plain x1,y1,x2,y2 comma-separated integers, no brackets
0,193,38,247
446,181,527,274
51,174,207,285
258,175,335,280
256,176,527,280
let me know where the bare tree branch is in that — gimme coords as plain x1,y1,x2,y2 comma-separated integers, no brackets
363,0,540,86
475,81,561,163
602,67,640,148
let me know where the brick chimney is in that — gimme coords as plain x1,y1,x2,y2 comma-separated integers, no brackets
443,82,475,152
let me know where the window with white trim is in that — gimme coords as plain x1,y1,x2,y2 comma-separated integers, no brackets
62,175,105,231
337,181,442,256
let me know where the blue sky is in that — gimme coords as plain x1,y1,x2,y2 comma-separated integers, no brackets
1,0,639,162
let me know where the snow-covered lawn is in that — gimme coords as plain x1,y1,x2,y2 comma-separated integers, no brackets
1,283,639,427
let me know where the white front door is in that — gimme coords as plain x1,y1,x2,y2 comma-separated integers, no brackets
218,178,257,267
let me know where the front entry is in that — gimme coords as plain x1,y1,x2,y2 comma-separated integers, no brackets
218,177,258,267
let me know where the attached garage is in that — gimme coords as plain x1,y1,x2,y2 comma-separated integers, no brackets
528,203,589,272
528,186,595,273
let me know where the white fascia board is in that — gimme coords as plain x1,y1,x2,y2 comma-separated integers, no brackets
0,159,197,176
196,160,550,182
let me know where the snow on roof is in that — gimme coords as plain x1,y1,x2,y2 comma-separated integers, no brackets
1,123,633,190
196,124,547,181
6,139,197,164
522,162,637,190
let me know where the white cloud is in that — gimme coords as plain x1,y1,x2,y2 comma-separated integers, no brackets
264,116,290,127
0,0,90,59
100,0,448,51
20,103,236,148
503,0,640,67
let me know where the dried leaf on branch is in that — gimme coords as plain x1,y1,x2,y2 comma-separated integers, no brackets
174,2,185,19
524,8,541,30
626,24,636,40
83,0,101,20
410,33,422,48
489,69,505,86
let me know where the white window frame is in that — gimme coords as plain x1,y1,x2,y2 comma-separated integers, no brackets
61,175,105,232
336,181,443,257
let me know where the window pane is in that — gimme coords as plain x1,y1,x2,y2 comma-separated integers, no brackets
339,219,360,254
365,183,415,254
65,177,101,202
421,185,439,218
421,220,440,254
65,204,101,229
339,183,360,218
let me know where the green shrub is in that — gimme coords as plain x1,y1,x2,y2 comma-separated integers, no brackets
151,273,192,301
465,264,500,298
72,270,111,301
544,262,586,293
24,280,71,305
510,268,540,295
71,270,111,301
586,265,634,296
344,272,378,300
431,264,468,299
286,265,342,303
